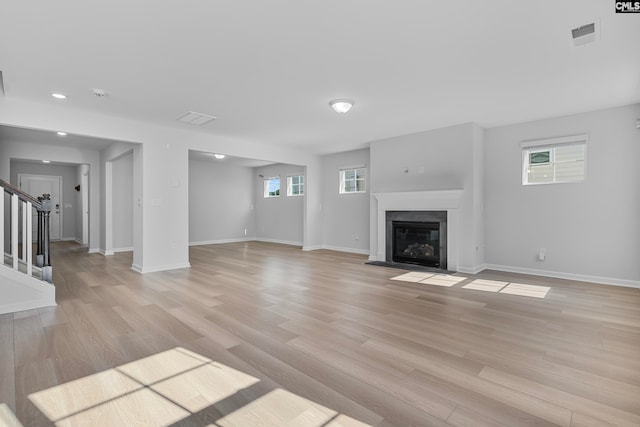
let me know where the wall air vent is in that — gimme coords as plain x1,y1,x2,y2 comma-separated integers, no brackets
176,111,216,126
571,22,598,47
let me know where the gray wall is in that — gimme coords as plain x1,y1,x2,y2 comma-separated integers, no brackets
485,103,640,284
321,148,370,253
254,163,304,245
189,158,255,244
112,152,133,250
10,160,78,241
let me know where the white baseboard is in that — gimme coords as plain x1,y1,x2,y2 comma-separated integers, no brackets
321,245,370,255
255,238,303,247
484,263,640,289
112,247,133,253
74,239,86,245
134,261,191,274
302,245,323,251
98,249,114,256
88,248,100,254
189,237,253,246
61,237,77,242
457,263,487,274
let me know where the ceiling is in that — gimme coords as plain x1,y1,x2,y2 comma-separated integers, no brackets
188,149,275,168
0,1,638,155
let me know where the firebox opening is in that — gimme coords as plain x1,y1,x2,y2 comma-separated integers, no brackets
392,221,441,267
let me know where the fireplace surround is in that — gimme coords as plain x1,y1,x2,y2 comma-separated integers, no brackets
386,211,447,268
371,190,462,272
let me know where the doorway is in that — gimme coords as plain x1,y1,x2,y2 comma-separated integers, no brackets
18,174,62,241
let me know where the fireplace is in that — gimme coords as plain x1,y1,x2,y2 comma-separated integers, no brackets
385,211,447,269
392,221,441,267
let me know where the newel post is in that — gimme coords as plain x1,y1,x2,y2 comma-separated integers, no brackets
37,194,53,282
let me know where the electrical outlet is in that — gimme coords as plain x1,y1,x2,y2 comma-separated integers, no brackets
538,248,546,261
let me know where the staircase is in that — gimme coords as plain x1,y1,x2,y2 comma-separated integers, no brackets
1,179,56,314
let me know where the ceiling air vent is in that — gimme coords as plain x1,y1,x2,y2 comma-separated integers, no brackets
176,111,216,126
571,22,597,47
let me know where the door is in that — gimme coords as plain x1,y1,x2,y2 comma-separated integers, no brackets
82,172,89,245
19,174,62,241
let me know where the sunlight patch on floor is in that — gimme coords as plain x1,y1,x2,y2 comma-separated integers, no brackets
28,347,371,427
390,272,466,287
217,388,370,427
390,274,551,299
0,403,24,427
462,279,509,292
500,283,550,298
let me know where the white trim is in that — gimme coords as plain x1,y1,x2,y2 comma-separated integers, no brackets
372,190,462,272
112,247,133,253
255,238,303,247
131,264,143,273
135,261,191,274
302,245,323,251
88,248,100,254
189,237,253,246
99,249,114,256
338,163,366,170
520,133,588,148
484,264,640,289
321,245,370,255
74,238,86,245
457,263,487,274
60,237,77,241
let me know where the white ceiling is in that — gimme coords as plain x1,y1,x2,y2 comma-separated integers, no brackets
189,149,275,168
0,124,118,151
0,1,638,155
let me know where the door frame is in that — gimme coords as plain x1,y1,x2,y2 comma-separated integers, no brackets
18,173,63,241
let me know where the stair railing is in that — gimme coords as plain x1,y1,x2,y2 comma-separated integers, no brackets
0,179,52,283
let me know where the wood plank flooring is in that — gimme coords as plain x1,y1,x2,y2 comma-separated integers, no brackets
1,241,639,426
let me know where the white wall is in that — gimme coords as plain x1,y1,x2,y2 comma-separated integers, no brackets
321,148,370,254
1,97,324,273
484,103,640,286
254,163,305,245
369,123,484,272
111,152,134,251
189,157,255,244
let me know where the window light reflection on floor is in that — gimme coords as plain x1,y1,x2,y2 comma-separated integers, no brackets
27,347,371,427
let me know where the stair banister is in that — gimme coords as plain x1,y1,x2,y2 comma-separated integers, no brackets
0,179,52,283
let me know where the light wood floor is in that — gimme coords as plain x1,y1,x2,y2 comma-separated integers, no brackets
1,241,639,426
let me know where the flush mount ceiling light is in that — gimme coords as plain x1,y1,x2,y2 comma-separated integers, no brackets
214,153,226,160
329,99,354,114
42,160,51,163
57,131,67,136
51,93,67,99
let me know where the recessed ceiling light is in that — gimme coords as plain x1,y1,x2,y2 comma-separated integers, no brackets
42,160,51,163
214,153,226,160
57,131,67,136
51,93,67,99
329,99,354,114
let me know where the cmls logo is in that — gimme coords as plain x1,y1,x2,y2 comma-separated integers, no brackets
616,1,640,12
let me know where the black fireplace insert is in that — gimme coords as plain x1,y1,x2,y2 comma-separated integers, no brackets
392,221,442,267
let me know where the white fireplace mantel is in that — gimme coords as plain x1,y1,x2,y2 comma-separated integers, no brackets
371,190,462,271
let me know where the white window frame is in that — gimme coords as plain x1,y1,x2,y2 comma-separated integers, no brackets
521,134,587,186
263,177,281,198
339,165,366,194
287,175,304,197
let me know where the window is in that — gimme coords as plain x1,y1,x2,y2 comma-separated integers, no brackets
522,134,587,185
287,175,304,196
339,166,366,194
263,177,280,197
